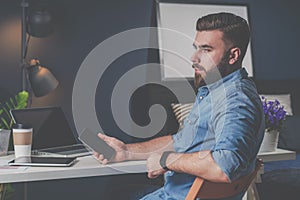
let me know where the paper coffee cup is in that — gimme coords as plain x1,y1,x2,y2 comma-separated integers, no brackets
12,124,33,158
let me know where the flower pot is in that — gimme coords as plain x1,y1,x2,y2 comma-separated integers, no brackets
259,129,279,153
0,129,11,156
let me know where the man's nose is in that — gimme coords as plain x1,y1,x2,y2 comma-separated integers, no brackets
191,50,200,63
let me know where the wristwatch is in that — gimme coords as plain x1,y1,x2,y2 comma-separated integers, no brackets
159,151,174,171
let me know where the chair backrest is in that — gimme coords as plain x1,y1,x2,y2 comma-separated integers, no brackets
185,159,263,200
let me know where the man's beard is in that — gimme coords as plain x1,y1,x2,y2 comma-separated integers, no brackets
194,53,231,89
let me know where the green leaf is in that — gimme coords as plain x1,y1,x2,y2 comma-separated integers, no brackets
9,97,16,108
2,106,10,121
0,90,28,129
1,117,10,130
15,91,29,109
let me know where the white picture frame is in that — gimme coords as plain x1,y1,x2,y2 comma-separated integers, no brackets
156,1,253,80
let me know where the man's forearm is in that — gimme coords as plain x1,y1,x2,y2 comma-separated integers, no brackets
166,151,230,183
126,135,174,160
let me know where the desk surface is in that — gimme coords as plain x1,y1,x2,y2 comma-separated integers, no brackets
0,155,147,184
258,148,296,162
0,148,296,184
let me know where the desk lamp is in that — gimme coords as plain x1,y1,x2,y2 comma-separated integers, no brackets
20,0,58,99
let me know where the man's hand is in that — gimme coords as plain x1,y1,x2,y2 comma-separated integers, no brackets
93,134,128,165
147,153,167,179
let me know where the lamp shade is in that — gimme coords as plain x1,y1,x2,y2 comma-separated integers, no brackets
27,62,59,97
27,9,53,37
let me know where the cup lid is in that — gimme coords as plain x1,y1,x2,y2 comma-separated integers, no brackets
11,123,31,130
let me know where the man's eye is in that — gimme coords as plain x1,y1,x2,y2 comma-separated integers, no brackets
202,49,210,53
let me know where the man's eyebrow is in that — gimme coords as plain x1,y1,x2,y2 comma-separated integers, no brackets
192,43,213,49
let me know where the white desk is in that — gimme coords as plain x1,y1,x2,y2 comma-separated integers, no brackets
256,148,296,181
0,148,296,184
258,148,296,162
0,148,296,200
0,155,147,184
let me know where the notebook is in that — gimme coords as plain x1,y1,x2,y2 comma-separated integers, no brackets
10,107,91,157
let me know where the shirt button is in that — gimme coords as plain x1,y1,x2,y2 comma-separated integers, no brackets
199,96,203,100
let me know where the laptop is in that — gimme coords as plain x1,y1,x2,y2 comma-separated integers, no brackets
10,106,91,157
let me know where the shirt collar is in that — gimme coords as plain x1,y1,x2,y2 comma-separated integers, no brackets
198,68,248,94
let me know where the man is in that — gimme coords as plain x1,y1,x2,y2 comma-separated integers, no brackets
95,12,265,199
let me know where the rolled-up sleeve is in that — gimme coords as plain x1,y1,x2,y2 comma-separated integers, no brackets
211,91,264,181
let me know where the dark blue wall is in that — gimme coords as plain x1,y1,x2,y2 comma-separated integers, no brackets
1,0,300,139
1,0,300,199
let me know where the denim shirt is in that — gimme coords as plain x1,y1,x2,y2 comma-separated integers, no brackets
141,68,265,200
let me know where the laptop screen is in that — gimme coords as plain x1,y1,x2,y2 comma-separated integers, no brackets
10,107,77,150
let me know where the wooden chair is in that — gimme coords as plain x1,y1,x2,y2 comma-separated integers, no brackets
185,159,263,200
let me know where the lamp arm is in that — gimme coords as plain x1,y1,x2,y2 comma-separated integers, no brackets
21,63,27,91
21,0,29,91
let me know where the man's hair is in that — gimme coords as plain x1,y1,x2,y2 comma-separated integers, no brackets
196,12,250,61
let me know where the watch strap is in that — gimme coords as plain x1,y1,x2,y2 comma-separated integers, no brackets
159,151,174,171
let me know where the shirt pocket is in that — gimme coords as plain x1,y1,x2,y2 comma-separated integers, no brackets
181,109,199,130
184,114,199,125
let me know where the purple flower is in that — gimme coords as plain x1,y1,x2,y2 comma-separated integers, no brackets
261,96,287,131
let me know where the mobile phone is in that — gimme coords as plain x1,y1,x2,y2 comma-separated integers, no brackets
78,128,116,160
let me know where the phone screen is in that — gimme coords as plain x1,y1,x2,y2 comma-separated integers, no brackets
78,128,116,160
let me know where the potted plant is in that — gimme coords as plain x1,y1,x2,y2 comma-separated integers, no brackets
0,90,28,200
259,96,287,152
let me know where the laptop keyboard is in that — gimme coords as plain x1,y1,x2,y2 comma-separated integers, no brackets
40,145,88,154
52,145,85,152
59,148,89,155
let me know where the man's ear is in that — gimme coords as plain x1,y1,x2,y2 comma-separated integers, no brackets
228,47,241,65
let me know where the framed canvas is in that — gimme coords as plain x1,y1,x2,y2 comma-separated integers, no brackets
156,1,253,80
